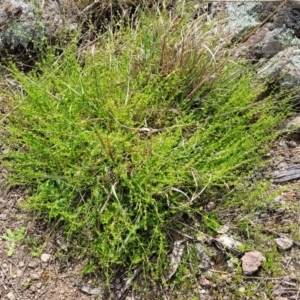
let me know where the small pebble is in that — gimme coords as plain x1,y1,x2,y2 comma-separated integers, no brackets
0,214,7,220
40,253,51,263
16,269,23,277
275,237,293,250
241,251,266,275
36,282,43,289
2,263,8,269
18,261,25,268
30,273,40,280
6,292,15,300
207,201,216,210
200,277,211,287
288,141,297,148
28,260,39,269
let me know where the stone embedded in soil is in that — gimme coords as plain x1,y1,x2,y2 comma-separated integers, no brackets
30,273,40,280
275,237,293,250
18,261,25,268
16,268,23,277
287,141,298,148
0,213,7,220
28,260,39,269
206,201,216,210
241,251,266,275
6,292,16,300
285,114,300,131
199,277,211,287
40,253,51,263
36,282,43,289
284,191,295,201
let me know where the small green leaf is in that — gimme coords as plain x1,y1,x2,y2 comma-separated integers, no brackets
7,242,15,257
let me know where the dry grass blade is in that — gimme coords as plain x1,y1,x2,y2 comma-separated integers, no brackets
202,43,216,65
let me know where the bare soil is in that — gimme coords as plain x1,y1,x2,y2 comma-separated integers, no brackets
0,185,95,300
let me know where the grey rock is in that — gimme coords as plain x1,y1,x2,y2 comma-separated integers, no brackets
261,40,283,56
272,2,300,32
0,1,44,52
275,237,293,250
227,2,300,36
0,0,77,67
236,27,288,59
241,251,266,275
226,3,259,34
258,47,300,89
285,114,300,131
226,2,300,60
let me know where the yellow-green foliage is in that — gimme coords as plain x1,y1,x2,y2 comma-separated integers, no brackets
4,12,290,277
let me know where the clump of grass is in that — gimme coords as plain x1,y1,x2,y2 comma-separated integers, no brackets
3,9,290,281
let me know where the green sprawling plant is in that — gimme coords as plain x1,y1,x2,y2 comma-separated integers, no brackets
3,11,290,279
